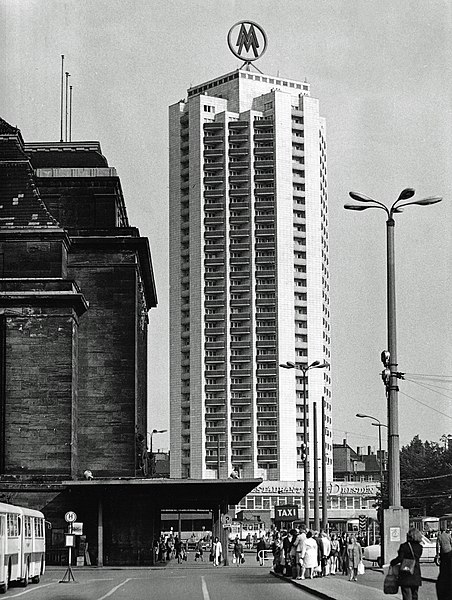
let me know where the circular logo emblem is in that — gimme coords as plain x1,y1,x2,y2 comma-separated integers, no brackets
227,21,267,62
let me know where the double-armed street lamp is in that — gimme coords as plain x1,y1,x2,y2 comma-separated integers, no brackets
279,360,329,527
345,189,442,509
356,413,388,482
147,429,167,477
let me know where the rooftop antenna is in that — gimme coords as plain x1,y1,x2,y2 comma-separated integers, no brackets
60,55,64,142
65,71,70,142
69,85,73,142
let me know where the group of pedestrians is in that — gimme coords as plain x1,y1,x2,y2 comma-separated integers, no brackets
270,527,364,582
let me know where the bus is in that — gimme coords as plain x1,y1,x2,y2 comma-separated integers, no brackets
0,502,45,593
409,516,439,538
439,514,452,531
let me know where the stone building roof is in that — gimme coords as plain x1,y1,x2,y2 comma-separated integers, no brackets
0,118,60,228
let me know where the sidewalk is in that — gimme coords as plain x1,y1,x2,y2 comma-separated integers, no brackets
271,565,439,600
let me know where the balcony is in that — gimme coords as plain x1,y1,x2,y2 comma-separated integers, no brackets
231,426,252,434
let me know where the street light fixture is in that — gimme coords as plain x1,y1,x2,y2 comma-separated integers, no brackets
355,413,388,482
147,429,168,477
345,188,442,507
279,360,329,527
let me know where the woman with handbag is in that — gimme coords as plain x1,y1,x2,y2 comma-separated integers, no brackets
346,535,363,581
390,528,423,600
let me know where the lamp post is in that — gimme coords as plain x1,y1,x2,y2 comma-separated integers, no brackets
279,360,329,528
346,188,442,562
345,189,441,506
356,413,388,482
147,429,167,477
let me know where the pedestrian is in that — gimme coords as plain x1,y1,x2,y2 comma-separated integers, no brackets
340,534,349,575
347,534,363,581
294,527,306,579
195,539,204,562
436,527,452,600
300,531,319,579
174,536,182,563
245,532,252,549
256,536,267,566
233,537,244,566
271,532,284,573
320,531,331,576
329,533,340,575
211,536,222,567
390,527,423,600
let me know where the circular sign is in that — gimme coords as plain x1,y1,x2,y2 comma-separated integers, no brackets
65,511,77,523
227,21,267,62
221,514,232,526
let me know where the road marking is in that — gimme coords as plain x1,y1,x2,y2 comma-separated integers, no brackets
201,576,210,600
96,577,132,600
9,582,56,597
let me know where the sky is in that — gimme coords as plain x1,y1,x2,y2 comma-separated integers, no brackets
1,0,451,455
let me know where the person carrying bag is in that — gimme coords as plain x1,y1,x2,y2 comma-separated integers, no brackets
389,528,423,600
384,564,400,595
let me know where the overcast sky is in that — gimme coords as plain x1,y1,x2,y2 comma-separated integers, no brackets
1,0,451,455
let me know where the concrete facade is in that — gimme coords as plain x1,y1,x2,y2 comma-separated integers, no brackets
169,69,332,486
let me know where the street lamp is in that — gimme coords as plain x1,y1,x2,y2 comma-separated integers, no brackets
147,429,167,477
345,188,442,507
279,360,329,528
356,413,388,482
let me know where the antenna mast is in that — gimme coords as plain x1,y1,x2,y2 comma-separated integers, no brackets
69,85,73,142
60,55,64,142
65,71,70,142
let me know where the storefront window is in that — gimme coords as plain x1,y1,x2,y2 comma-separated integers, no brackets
247,497,254,510
354,497,361,509
340,497,346,509
263,497,270,510
346,498,354,509
254,496,263,509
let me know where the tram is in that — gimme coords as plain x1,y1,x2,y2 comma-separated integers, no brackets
0,502,45,593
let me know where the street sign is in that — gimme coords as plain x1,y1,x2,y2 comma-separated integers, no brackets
65,511,77,523
72,522,83,536
65,534,75,547
221,514,232,526
359,515,367,531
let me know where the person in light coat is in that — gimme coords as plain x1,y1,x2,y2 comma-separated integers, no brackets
300,531,319,579
347,535,363,581
212,536,223,567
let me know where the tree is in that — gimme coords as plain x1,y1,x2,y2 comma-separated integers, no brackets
400,435,452,516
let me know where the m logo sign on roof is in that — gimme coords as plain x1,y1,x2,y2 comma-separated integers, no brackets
227,21,267,62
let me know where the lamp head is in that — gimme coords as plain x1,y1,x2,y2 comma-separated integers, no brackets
344,204,371,211
397,188,415,201
349,191,376,203
412,196,442,206
279,361,296,369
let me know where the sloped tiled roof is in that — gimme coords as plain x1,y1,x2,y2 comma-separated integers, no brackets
0,118,60,228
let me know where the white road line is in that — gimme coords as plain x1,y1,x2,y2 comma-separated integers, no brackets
96,577,132,600
201,575,210,600
8,582,56,597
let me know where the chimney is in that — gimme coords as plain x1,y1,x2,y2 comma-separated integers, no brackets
368,445,372,455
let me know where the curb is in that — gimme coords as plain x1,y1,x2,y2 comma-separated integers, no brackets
270,571,336,600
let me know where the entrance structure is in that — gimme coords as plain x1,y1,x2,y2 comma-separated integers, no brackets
65,478,261,565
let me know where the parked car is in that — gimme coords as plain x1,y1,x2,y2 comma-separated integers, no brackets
363,534,436,566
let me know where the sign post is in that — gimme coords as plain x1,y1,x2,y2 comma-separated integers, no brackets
60,511,77,583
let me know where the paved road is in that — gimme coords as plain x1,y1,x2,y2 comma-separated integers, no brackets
2,565,316,600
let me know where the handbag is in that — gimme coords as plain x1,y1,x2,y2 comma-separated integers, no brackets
357,560,365,575
400,543,416,575
383,565,399,594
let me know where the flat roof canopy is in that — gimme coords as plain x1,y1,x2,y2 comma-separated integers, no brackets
64,478,262,510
